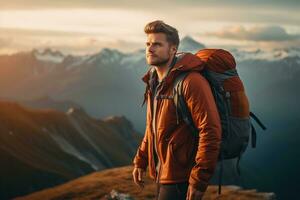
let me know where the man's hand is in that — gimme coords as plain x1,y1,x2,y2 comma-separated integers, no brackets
186,185,204,200
132,167,145,189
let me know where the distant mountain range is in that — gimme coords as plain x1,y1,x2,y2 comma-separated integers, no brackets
0,35,299,132
0,100,141,199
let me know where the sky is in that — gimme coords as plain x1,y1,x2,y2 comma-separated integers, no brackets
0,0,299,55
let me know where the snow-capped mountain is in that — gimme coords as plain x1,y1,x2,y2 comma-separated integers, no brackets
178,35,206,53
84,48,125,66
230,47,300,62
33,48,65,64
60,54,90,71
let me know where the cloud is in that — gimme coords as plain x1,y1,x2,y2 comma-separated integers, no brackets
0,37,12,46
0,29,144,55
1,0,299,10
206,25,300,42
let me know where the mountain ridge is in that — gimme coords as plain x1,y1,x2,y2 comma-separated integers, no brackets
0,100,141,199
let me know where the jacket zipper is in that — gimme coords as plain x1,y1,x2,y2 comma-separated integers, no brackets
152,82,164,183
148,89,157,179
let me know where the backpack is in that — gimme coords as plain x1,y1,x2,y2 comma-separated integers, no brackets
172,49,266,195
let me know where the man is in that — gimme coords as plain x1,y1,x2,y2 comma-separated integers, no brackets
132,20,222,200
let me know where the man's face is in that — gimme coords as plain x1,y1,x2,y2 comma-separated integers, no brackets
145,33,176,67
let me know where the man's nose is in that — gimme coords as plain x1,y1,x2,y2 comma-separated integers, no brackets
148,45,155,53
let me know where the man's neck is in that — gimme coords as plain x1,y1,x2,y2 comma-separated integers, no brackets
154,55,175,82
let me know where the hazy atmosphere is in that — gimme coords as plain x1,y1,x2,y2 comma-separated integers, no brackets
0,1,299,199
1,0,299,54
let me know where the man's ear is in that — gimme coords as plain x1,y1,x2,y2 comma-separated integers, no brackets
171,45,177,54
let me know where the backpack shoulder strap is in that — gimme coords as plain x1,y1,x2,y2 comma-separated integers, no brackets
173,71,224,195
249,111,267,148
173,71,199,136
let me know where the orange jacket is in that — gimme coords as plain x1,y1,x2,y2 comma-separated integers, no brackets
133,52,222,192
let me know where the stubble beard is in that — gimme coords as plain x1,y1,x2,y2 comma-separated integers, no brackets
148,56,170,67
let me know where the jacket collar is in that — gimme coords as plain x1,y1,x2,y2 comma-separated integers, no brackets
142,52,205,86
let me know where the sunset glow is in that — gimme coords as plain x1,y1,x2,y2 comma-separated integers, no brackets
0,1,299,54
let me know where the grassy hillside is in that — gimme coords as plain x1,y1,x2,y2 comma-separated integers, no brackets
15,166,276,200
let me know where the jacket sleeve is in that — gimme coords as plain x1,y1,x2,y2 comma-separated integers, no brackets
133,128,149,170
182,72,222,192
132,95,150,170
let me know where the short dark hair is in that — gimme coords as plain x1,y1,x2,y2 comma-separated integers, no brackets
144,20,179,48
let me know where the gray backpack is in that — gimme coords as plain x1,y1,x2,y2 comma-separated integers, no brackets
172,49,266,194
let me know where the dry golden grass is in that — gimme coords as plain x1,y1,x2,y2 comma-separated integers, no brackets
15,165,276,200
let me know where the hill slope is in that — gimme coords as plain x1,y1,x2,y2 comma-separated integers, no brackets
15,165,276,200
0,100,141,199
